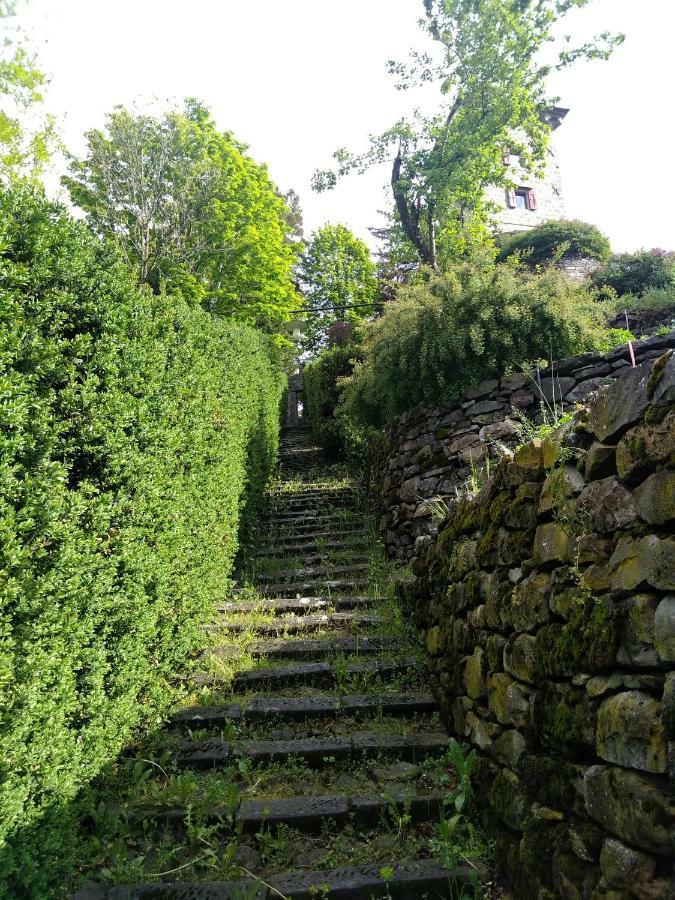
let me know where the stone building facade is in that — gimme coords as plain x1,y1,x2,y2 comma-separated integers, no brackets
486,107,568,234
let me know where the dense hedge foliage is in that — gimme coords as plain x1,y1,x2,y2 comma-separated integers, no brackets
0,187,283,892
592,250,675,297
340,263,611,429
303,347,356,457
496,219,611,266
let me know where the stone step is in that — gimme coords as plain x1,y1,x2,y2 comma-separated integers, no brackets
204,612,384,636
224,657,422,692
82,860,474,899
252,541,369,558
171,692,437,727
255,563,369,583
132,789,447,835
208,635,401,661
265,527,368,543
269,496,355,509
174,730,449,768
218,596,374,615
259,578,369,596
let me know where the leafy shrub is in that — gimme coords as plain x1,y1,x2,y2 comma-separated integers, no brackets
303,346,357,457
340,262,611,429
592,250,675,297
0,186,283,893
496,220,611,266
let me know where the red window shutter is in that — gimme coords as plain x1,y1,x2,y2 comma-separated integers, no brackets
506,189,516,208
528,189,538,210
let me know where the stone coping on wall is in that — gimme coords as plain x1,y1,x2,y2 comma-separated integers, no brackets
398,350,675,898
372,330,675,561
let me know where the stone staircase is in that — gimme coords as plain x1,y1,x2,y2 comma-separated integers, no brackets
76,428,481,899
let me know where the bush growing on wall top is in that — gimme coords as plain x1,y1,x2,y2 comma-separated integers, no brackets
339,261,612,430
496,219,612,266
592,249,675,297
0,186,284,894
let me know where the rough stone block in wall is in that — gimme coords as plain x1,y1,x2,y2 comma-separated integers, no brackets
370,330,675,562
396,350,675,898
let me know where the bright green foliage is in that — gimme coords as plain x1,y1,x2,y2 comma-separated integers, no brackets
298,224,377,354
0,186,283,892
592,250,675,297
496,220,612,267
0,1,56,180
303,345,357,456
63,100,299,324
314,0,622,268
340,261,611,429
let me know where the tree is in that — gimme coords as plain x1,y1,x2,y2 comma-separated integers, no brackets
63,100,299,324
313,0,622,268
297,223,378,354
0,0,56,180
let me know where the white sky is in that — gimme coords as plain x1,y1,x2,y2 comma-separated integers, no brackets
18,0,675,252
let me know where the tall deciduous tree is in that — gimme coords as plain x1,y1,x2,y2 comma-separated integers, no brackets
63,100,299,324
0,0,56,180
313,0,623,268
298,223,377,354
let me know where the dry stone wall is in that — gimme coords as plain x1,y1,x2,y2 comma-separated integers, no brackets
372,331,675,561
398,351,675,899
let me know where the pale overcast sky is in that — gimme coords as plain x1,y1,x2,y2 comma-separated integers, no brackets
20,0,675,252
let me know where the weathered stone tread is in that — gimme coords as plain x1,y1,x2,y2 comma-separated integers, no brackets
206,612,383,635
172,693,437,727
175,731,448,768
227,657,422,691
218,596,374,615
245,635,402,659
85,860,472,899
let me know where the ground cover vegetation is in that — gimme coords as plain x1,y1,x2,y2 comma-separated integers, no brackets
0,181,286,893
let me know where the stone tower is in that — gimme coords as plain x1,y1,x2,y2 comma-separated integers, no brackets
486,107,568,234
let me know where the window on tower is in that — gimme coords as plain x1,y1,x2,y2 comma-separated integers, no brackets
514,188,530,209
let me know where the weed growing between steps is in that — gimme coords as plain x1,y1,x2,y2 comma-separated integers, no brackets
62,458,495,899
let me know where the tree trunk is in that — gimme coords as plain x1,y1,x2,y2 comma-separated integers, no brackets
390,148,436,269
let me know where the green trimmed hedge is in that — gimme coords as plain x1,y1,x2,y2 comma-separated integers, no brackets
0,187,283,892
303,346,356,457
496,219,611,266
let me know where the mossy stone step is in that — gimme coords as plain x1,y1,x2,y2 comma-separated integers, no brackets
209,635,402,660
252,542,370,558
259,578,369,596
225,657,423,691
175,730,449,768
255,563,369,583
205,612,384,635
131,790,447,836
171,692,437,727
218,596,374,615
265,527,368,543
78,860,473,899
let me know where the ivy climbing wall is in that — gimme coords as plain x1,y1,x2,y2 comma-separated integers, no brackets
397,351,675,899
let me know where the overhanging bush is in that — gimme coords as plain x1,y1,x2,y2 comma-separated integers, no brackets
303,346,356,457
340,262,611,429
496,219,611,266
591,250,675,297
0,187,283,891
